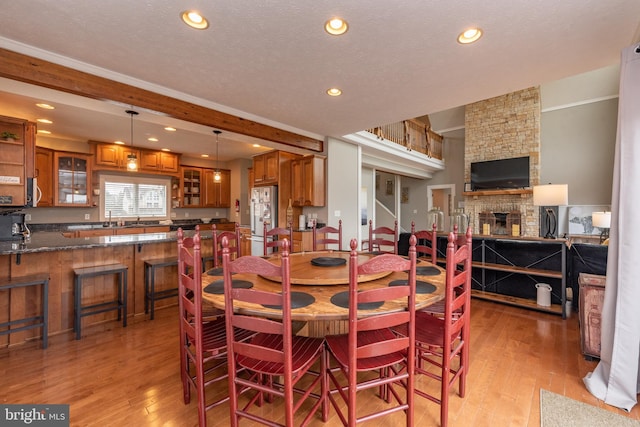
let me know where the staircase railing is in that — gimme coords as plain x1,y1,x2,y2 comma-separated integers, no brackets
366,118,443,160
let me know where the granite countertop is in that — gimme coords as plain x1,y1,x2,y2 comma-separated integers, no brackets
0,230,211,255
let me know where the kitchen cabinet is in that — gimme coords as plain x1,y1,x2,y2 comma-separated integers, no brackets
239,226,251,257
0,115,35,207
139,150,179,174
54,152,91,206
292,230,315,253
181,167,202,207
203,169,231,208
252,151,280,186
94,143,139,170
291,155,325,207
35,147,54,207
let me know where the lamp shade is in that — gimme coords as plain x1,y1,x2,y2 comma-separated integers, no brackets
533,184,568,206
592,211,611,228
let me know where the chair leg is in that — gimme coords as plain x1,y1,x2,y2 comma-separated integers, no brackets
195,351,207,427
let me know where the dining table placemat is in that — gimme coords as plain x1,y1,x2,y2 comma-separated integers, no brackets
204,279,253,295
310,257,347,267
388,279,437,294
330,290,385,310
262,291,316,310
413,266,441,276
206,267,224,276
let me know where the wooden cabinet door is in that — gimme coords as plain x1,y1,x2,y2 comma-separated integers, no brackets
95,144,121,167
253,154,266,185
264,151,279,183
139,150,161,171
203,169,231,207
54,153,91,206
35,147,54,206
159,152,179,173
0,115,33,207
291,156,325,207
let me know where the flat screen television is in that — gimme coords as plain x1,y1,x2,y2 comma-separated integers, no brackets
470,156,530,190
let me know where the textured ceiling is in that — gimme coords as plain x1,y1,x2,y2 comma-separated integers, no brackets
0,1,638,158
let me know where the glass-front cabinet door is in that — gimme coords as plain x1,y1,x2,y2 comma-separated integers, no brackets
54,153,91,206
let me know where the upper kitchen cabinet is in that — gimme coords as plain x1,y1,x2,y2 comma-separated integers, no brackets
0,115,35,207
139,150,179,174
203,169,231,208
181,167,202,207
35,147,54,207
93,142,140,170
291,155,325,207
252,151,279,186
54,152,91,206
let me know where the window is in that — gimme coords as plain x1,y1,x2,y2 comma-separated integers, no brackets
100,174,170,220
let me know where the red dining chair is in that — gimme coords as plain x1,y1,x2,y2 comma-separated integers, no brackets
312,219,343,251
202,223,240,271
222,237,327,426
411,220,438,263
263,222,293,255
325,236,418,426
396,227,473,427
212,223,241,267
177,227,253,427
364,219,398,254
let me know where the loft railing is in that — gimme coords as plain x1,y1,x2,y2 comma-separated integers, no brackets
366,118,443,160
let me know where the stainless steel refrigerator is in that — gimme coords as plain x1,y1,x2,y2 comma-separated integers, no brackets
250,186,278,255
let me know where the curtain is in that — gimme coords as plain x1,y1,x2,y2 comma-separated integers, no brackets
583,43,640,411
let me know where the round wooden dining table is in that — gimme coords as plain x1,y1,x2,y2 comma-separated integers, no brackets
201,250,446,337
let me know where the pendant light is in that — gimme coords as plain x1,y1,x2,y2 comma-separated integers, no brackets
213,130,222,182
125,109,139,171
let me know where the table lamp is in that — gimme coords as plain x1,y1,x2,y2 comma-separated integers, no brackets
533,184,568,239
592,211,611,244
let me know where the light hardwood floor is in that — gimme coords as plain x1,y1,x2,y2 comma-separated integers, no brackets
1,299,638,426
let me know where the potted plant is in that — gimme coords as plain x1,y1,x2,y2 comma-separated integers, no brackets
1,131,19,142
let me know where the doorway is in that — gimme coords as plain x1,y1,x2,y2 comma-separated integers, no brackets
427,184,456,231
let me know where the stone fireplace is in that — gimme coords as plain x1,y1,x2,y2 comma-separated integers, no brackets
464,87,541,237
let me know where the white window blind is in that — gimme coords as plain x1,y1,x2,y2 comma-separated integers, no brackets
100,174,170,220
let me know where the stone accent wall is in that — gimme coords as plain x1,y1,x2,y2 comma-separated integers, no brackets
464,87,541,237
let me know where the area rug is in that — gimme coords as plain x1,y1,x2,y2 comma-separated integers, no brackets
540,389,640,426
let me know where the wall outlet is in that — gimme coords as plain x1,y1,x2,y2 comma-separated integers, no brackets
215,211,219,217
171,212,176,218
84,213,91,220
413,209,418,214
334,210,341,217
184,212,189,218
25,214,31,221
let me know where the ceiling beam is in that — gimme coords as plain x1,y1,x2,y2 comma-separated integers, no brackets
0,48,323,152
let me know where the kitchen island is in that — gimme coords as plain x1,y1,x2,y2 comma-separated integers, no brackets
0,229,210,347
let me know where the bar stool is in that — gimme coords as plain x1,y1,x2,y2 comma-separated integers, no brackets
73,264,128,340
144,257,179,320
0,273,49,349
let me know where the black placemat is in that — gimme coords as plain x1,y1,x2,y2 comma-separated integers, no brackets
203,279,253,295
310,257,347,267
388,279,437,294
206,267,224,276
330,291,384,310
262,291,316,310
414,266,441,276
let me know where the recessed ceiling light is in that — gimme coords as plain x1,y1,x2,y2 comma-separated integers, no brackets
36,103,55,110
114,140,125,145
325,17,348,35
37,118,53,124
252,144,261,148
201,154,209,158
181,11,209,30
164,126,177,132
161,148,171,152
326,88,342,97
37,129,51,134
148,137,158,142
457,27,483,44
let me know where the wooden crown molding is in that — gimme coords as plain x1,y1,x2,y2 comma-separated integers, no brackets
0,48,323,152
